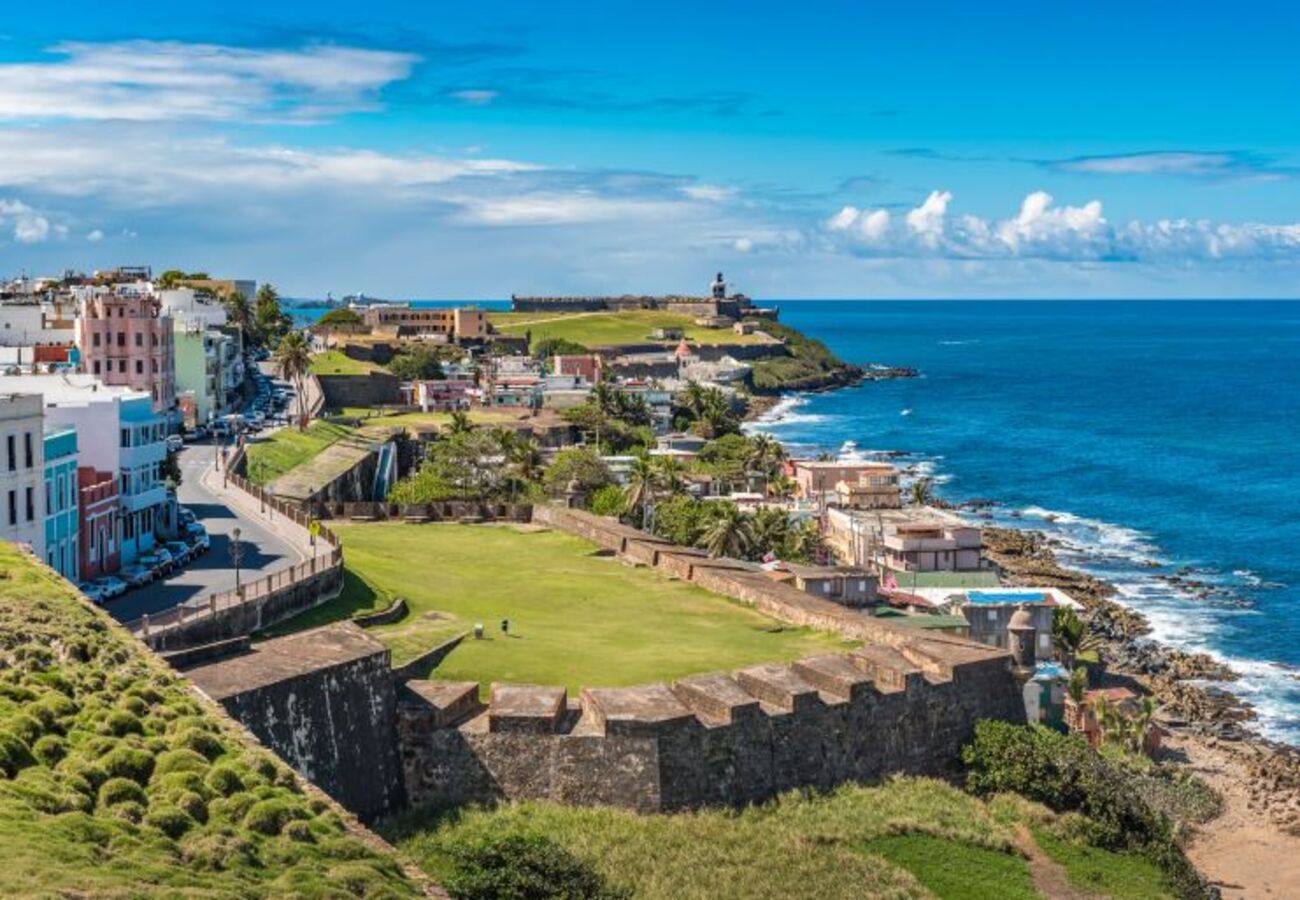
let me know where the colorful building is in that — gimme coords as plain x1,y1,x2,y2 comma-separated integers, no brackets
42,426,79,581
77,467,120,579
0,393,45,555
75,288,176,415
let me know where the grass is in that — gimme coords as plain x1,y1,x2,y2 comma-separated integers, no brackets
863,833,1039,900
487,310,773,347
384,778,1030,899
0,543,422,898
284,522,850,688
308,350,385,376
1032,827,1173,899
244,420,355,485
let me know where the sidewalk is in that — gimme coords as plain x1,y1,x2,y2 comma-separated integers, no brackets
200,456,322,565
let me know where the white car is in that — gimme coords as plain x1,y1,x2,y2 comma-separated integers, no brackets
94,576,127,599
120,564,154,587
165,434,183,452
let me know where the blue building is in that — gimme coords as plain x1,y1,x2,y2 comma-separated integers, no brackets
117,394,167,565
43,426,79,581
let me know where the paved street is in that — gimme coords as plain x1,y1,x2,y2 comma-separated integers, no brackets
107,441,304,622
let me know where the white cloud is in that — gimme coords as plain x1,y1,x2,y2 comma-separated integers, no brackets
455,193,694,226
733,237,753,253
0,198,55,243
0,40,418,122
681,184,735,202
86,229,103,242
824,190,1300,262
1050,151,1293,180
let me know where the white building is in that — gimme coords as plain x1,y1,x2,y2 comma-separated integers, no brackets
0,393,46,554
0,374,168,565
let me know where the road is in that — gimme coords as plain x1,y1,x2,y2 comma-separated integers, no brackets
107,440,303,622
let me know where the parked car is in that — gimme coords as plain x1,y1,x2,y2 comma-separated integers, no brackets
120,564,153,587
165,541,192,565
186,523,210,552
165,434,183,452
181,426,207,443
179,507,197,526
94,575,128,598
138,550,171,575
78,581,106,604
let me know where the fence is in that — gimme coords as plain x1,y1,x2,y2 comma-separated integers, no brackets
125,445,345,649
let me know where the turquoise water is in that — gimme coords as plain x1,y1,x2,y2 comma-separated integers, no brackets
295,298,1300,742
755,300,1300,743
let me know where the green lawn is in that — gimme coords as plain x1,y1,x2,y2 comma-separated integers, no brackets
386,778,1031,899
0,544,422,898
488,309,773,347
308,350,385,375
244,421,355,485
1032,828,1172,899
289,522,850,689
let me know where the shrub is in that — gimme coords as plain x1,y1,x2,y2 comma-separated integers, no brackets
99,776,147,808
205,765,245,797
107,799,145,824
284,819,315,843
175,790,208,824
444,832,628,900
9,713,44,745
146,804,194,839
244,799,300,836
100,746,155,785
0,731,35,777
119,695,149,717
105,710,144,737
154,748,210,777
32,734,67,766
173,727,224,761
153,770,207,798
587,484,627,517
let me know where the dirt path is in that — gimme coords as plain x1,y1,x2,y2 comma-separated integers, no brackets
1014,824,1100,900
1169,733,1300,898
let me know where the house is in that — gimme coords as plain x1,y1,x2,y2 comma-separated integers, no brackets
826,505,987,573
733,321,757,335
694,315,732,329
767,563,877,608
411,378,476,412
77,467,119,579
933,589,1083,661
793,460,900,502
834,470,902,510
650,326,684,341
0,393,45,555
1068,687,1163,755
552,354,602,383
42,426,79,581
362,305,488,342
75,288,176,415
656,432,708,454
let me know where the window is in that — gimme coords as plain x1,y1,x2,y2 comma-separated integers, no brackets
26,487,34,521
93,361,101,374
5,434,13,471
151,359,158,373
134,333,142,347
6,489,14,525
135,360,143,375
986,609,998,621
116,332,125,346
118,360,126,373
120,428,130,448
45,481,51,513
24,432,32,468
93,332,101,347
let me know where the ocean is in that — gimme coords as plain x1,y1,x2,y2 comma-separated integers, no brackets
294,298,1300,743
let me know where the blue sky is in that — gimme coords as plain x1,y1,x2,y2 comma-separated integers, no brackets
0,1,1297,297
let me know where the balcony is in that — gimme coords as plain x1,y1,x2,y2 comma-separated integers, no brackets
120,484,167,513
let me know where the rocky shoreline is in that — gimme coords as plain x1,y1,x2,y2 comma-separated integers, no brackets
980,524,1300,834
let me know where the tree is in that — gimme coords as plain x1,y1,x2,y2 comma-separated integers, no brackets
160,450,183,488
1051,607,1088,666
699,502,754,559
652,455,688,497
909,476,934,506
622,454,658,523
273,331,312,429
769,473,797,500
749,506,791,560
156,269,185,290
253,283,291,347
745,433,785,494
316,307,363,327
387,344,445,381
532,337,589,359
542,447,614,497
652,494,708,546
783,518,825,564
447,410,473,435
223,290,254,350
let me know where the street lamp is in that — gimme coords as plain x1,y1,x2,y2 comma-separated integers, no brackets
230,526,244,592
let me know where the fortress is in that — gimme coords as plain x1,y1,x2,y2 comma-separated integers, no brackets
173,505,1025,820
511,272,779,321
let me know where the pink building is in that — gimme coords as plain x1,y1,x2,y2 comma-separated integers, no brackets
76,291,175,414
77,466,119,579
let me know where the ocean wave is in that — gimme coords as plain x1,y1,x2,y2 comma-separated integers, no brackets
1013,505,1161,562
939,339,980,346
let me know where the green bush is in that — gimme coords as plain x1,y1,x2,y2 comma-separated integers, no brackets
175,790,208,824
32,734,66,766
9,713,43,745
154,748,210,776
444,832,628,900
146,804,194,839
0,731,35,777
205,764,245,797
100,746,155,785
173,726,225,760
98,776,147,808
586,484,627,517
105,710,143,737
107,799,145,823
285,819,316,843
245,799,300,836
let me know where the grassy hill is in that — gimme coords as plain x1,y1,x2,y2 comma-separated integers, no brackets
384,777,1174,900
245,419,356,485
0,543,425,898
276,523,849,689
488,310,772,347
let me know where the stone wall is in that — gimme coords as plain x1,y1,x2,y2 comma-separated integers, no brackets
395,504,1025,814
317,372,403,410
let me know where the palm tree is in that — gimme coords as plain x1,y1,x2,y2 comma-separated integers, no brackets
223,290,254,351
786,519,825,564
273,332,312,430
652,455,687,497
447,410,473,435
1051,607,1087,666
909,476,934,507
622,454,658,523
768,473,797,500
508,436,543,485
699,504,755,559
750,507,792,560
592,382,619,416
745,433,786,494
679,380,707,420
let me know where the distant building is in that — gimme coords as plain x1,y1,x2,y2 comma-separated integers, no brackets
173,319,242,426
0,393,45,555
833,467,902,510
42,427,79,581
793,460,899,503
363,305,488,342
75,289,176,415
410,378,476,412
765,563,877,608
826,505,986,573
552,354,602,383
511,272,777,320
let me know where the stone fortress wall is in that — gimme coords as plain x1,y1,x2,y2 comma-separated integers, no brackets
509,294,758,320
396,506,1025,813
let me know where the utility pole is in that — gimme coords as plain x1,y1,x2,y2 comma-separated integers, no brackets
230,526,244,592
